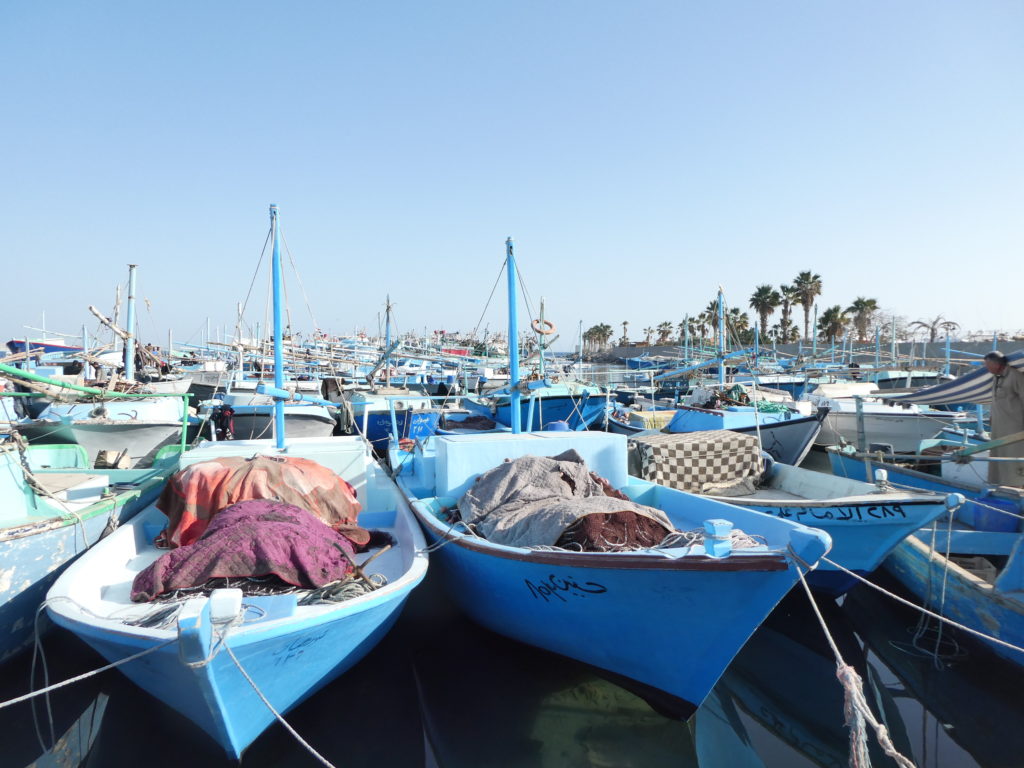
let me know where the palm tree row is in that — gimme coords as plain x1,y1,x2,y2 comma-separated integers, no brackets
582,270,958,353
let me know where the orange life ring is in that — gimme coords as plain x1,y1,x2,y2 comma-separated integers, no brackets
531,319,557,335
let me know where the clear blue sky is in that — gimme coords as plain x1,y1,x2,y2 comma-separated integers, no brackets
3,1,1021,348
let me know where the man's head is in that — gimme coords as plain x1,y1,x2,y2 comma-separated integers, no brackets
985,351,1010,375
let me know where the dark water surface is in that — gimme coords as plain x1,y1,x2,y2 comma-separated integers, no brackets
3,454,1023,767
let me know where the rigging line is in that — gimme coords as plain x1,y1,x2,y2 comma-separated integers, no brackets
280,229,321,334
469,262,507,341
515,265,537,325
240,227,273,318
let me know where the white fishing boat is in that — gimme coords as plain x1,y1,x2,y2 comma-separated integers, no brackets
804,381,967,453
44,205,429,760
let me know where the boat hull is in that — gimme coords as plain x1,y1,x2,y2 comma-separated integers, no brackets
52,587,415,757
15,421,182,468
0,473,168,662
718,496,948,595
885,534,1024,665
228,410,337,441
730,413,824,467
412,506,812,718
615,412,825,466
463,394,606,431
815,410,963,453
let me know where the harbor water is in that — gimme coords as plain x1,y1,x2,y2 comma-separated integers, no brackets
3,486,1022,768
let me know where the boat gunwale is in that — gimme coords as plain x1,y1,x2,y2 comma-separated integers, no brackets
706,493,948,510
0,469,172,542
411,506,790,572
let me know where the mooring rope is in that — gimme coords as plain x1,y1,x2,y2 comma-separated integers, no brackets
821,556,1024,657
224,644,337,768
794,568,917,768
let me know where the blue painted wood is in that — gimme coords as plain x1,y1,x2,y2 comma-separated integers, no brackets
728,492,950,595
829,446,1024,664
46,433,428,759
461,385,607,432
269,204,286,449
394,430,831,716
58,554,415,757
0,450,173,662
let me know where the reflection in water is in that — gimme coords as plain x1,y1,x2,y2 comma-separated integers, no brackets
710,593,912,768
0,570,1008,766
845,578,1024,768
413,611,696,768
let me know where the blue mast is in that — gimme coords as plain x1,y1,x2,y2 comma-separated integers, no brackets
717,289,725,386
506,237,522,434
384,295,392,388
125,264,137,381
270,204,286,450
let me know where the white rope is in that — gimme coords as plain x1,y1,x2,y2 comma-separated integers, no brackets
224,644,336,768
0,635,178,712
821,556,1024,656
795,569,917,768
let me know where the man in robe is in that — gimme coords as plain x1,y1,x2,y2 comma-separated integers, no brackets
984,351,1024,486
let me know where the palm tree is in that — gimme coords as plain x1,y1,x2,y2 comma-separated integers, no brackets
778,283,799,340
702,300,722,346
585,323,615,350
727,307,750,335
792,271,823,341
656,321,674,345
846,297,879,343
620,321,629,346
908,315,960,343
642,326,654,345
677,319,687,345
749,285,781,342
689,316,707,343
817,305,849,344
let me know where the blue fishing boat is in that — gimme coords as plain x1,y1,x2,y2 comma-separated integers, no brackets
705,458,955,595
341,387,442,451
5,339,83,356
14,395,190,468
625,428,954,594
460,379,607,431
45,205,429,759
394,429,830,717
662,403,826,466
390,238,831,718
200,374,337,440
0,441,178,663
829,445,1024,664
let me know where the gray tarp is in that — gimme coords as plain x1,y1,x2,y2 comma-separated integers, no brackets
458,449,674,548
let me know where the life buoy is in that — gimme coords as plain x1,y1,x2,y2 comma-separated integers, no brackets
531,319,556,335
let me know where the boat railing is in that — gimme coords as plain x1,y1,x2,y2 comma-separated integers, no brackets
0,361,193,453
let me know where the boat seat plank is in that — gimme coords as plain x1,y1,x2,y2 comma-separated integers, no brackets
911,528,1018,556
33,473,107,496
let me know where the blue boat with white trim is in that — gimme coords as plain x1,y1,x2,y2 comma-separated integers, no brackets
389,237,831,718
44,205,429,759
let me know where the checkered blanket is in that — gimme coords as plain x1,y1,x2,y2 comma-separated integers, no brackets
628,430,763,495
